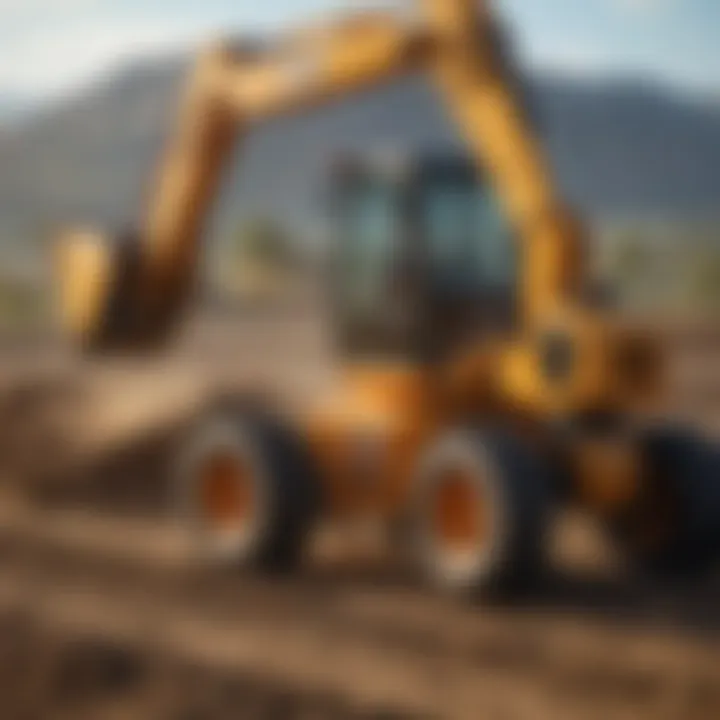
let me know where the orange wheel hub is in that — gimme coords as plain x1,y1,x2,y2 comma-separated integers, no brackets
199,452,254,530
433,468,488,553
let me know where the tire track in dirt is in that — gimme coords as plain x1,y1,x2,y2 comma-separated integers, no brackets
0,493,720,719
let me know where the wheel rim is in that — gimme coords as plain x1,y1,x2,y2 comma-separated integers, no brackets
432,465,490,561
197,450,255,534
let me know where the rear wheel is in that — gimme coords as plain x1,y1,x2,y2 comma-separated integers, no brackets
612,427,720,578
412,427,551,598
175,404,319,572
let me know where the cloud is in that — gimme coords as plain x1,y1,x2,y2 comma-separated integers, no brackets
0,0,350,98
0,0,102,19
0,15,202,97
0,0,92,7
611,0,672,14
0,0,254,98
519,36,615,80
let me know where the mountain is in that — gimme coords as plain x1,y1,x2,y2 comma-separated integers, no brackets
1,54,719,258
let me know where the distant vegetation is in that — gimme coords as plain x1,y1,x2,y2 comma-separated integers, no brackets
232,218,295,271
598,222,720,318
212,215,720,318
0,218,717,332
214,217,301,303
0,273,47,331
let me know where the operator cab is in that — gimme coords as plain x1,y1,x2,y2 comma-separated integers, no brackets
330,152,517,362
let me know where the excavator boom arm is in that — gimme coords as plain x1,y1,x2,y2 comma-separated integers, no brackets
56,0,579,351
145,13,429,283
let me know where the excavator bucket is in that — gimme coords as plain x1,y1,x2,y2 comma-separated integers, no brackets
54,227,179,353
55,227,119,350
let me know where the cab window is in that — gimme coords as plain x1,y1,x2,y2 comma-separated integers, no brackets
423,178,516,296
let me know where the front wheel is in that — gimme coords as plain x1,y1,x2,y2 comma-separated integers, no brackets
174,404,319,573
411,427,551,599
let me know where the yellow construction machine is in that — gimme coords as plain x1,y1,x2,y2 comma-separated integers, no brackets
55,0,719,595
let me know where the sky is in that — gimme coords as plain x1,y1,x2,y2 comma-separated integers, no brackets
0,0,718,104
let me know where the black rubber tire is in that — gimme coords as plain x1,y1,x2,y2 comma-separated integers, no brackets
613,426,720,579
412,427,551,599
175,402,320,573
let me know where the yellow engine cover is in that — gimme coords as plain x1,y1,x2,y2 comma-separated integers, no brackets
306,364,442,518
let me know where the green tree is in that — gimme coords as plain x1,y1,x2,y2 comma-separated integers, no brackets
232,217,293,273
224,217,297,299
690,248,720,314
612,232,651,283
0,274,44,328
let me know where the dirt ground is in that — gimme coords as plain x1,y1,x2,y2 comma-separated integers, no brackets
0,309,718,720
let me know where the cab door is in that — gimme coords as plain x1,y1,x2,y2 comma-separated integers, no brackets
331,169,424,361
415,160,518,360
